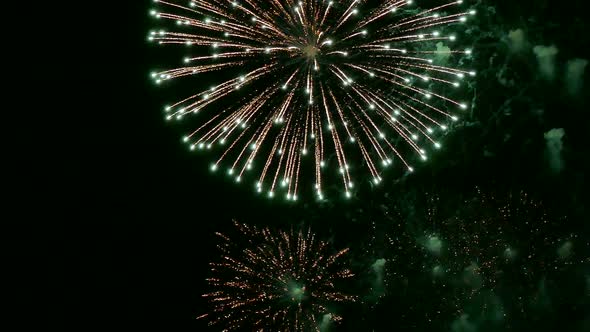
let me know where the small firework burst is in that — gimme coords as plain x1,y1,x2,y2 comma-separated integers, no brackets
399,189,563,297
361,188,572,328
148,0,476,200
198,221,356,331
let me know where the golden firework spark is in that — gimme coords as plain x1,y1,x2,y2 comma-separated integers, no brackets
197,221,355,330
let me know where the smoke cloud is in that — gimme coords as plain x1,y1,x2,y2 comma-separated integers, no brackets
543,128,565,173
533,45,559,80
507,29,527,53
565,58,588,95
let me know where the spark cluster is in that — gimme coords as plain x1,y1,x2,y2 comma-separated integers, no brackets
198,221,355,331
148,0,476,200
402,190,559,300
419,188,586,324
360,188,578,326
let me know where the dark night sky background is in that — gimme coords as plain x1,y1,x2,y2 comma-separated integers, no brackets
42,0,590,331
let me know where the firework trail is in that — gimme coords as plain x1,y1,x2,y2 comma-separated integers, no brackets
198,221,355,331
149,0,476,200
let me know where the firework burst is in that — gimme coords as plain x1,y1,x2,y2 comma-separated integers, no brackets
148,0,476,200
198,221,355,330
371,188,572,324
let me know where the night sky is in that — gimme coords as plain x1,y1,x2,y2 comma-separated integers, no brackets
50,0,589,330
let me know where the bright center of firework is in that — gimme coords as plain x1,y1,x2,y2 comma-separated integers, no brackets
301,44,319,58
288,283,306,302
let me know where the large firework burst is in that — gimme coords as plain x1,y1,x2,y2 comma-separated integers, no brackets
197,221,355,330
148,0,476,200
